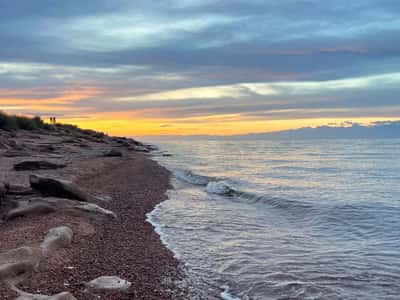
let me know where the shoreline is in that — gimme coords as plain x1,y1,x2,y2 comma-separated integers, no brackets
0,127,190,299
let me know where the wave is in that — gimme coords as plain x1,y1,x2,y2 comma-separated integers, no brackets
174,169,217,186
205,181,311,209
206,181,235,195
174,169,312,210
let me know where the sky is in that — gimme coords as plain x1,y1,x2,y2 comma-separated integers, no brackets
0,0,400,136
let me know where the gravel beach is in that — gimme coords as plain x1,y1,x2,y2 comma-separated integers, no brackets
0,127,189,299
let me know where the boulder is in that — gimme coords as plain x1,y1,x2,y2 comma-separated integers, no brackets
30,175,90,202
40,226,73,253
14,161,66,171
85,276,131,293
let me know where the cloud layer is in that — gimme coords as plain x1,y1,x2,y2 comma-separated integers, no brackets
0,1,399,135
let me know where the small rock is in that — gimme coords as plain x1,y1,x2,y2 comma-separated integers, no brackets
85,276,131,292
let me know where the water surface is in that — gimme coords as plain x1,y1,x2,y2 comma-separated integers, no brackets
147,138,400,300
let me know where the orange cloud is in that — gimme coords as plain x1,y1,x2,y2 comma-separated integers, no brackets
0,86,101,106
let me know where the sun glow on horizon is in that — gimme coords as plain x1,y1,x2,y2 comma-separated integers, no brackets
59,115,400,137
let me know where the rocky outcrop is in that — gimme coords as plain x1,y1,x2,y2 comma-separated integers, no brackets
14,161,66,171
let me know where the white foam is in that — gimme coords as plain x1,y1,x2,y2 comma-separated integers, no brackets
146,202,181,260
220,286,241,300
206,181,234,195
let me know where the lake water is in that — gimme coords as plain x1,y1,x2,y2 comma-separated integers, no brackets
146,138,400,300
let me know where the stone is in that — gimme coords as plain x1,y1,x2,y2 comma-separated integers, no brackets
30,175,90,202
85,276,131,292
14,161,66,171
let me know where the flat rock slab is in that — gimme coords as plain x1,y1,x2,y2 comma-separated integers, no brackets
85,276,131,292
5,203,56,220
14,161,66,171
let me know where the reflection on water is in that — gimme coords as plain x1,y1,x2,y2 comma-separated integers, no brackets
147,139,400,300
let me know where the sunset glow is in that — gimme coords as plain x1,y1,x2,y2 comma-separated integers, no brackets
1,2,399,136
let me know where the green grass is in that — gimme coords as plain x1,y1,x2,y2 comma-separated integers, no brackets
0,111,51,131
0,111,106,137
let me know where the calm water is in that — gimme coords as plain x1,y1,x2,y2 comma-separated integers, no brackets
146,138,400,300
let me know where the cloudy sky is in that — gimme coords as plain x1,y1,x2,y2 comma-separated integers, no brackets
1,0,400,136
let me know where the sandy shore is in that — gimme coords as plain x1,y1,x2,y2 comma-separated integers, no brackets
0,127,189,299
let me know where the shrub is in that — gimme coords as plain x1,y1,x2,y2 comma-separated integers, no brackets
15,115,39,130
0,111,18,131
0,112,49,131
